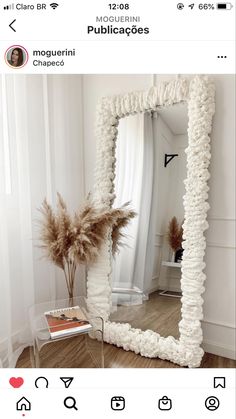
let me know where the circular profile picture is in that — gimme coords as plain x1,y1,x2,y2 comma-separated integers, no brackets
5,45,28,69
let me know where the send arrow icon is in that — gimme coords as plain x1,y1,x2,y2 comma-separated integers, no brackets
60,377,74,388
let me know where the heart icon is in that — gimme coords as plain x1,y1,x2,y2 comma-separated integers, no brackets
9,377,24,388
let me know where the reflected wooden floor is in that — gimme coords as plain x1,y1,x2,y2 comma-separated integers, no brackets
112,291,181,339
16,292,235,368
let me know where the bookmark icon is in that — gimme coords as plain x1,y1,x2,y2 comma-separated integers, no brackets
60,377,74,388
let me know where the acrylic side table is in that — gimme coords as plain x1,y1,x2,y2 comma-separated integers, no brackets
28,297,104,368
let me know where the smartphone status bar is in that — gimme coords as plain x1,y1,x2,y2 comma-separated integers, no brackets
0,1,235,41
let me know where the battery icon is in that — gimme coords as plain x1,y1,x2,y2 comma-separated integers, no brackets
217,3,233,9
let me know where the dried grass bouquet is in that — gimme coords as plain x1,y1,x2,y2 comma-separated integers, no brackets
38,193,136,298
167,216,183,252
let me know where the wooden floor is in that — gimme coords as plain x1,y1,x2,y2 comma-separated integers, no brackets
109,291,181,339
16,292,236,368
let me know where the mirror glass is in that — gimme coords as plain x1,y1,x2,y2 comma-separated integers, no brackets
111,103,188,339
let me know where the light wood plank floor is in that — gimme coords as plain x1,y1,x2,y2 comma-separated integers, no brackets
16,292,236,368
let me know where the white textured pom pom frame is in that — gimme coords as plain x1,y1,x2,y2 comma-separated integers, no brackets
87,76,215,368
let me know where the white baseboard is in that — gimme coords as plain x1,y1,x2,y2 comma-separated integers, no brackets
202,320,236,360
202,340,236,360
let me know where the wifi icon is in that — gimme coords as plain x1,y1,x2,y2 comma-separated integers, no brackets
50,2,59,9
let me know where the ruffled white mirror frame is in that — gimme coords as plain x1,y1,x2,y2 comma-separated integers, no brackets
87,76,215,368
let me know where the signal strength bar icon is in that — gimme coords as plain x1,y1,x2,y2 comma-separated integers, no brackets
50,2,59,9
4,3,14,10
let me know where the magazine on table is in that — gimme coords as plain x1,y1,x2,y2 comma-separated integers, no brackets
44,305,92,339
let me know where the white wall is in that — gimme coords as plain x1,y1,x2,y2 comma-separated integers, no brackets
150,114,179,293
82,74,235,359
150,114,173,293
153,120,188,293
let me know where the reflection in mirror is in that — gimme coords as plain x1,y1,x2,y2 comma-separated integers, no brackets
111,103,188,339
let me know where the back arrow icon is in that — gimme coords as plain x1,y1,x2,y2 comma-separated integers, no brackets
9,19,16,32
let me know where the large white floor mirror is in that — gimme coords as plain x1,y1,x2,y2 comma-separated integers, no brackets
87,76,215,368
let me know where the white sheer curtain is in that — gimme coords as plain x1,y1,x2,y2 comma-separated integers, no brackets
0,75,85,367
112,113,154,300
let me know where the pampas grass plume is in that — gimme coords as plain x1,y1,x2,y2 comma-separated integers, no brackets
38,194,136,297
